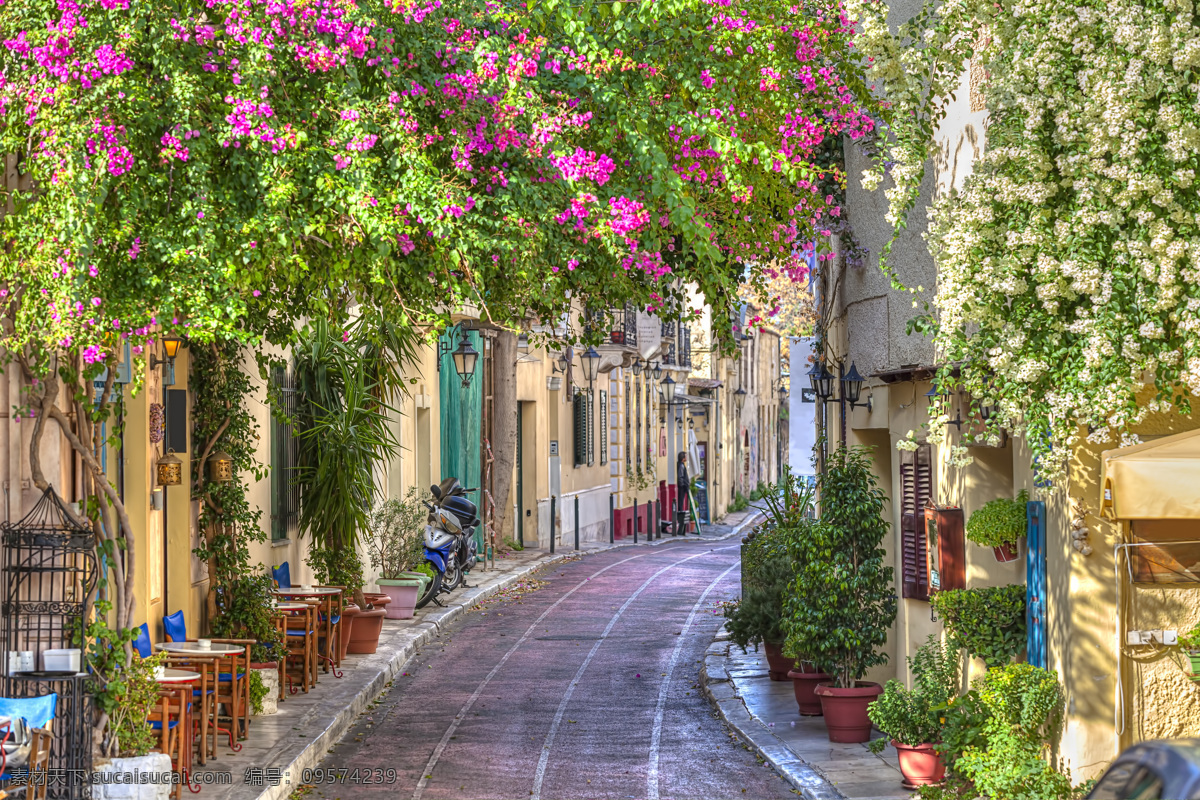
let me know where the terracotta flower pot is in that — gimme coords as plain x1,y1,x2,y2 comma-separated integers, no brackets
892,741,946,788
362,592,393,609
763,641,794,681
337,604,362,662
787,668,831,716
346,607,387,654
814,682,882,743
377,579,422,620
993,542,1019,562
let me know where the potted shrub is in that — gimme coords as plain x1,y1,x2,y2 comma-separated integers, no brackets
366,488,431,620
867,636,959,788
966,491,1027,562
783,446,896,743
1179,624,1200,678
726,468,817,683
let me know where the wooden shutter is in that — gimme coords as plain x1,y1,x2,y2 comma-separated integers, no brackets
600,390,608,465
574,391,586,467
900,444,933,599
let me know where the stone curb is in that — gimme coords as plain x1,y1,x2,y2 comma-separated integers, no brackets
700,630,846,800
254,510,765,800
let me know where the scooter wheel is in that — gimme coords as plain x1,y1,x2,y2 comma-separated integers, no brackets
441,561,463,592
415,566,444,609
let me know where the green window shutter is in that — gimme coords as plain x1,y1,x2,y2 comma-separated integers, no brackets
587,388,595,466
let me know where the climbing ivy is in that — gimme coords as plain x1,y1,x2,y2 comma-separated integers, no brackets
191,338,280,662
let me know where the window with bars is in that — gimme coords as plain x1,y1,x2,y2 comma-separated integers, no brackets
270,366,300,541
899,444,934,599
600,390,608,465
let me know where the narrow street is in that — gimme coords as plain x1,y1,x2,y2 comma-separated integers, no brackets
311,536,795,800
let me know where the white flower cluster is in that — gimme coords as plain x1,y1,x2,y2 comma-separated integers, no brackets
851,0,1200,479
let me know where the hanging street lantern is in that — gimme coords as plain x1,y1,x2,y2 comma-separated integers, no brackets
208,450,235,483
661,374,677,405
156,450,182,487
580,346,601,385
451,336,479,387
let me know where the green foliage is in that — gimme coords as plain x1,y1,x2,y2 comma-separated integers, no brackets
728,493,750,513
936,689,989,773
365,488,427,580
758,465,816,530
503,537,525,552
966,491,1028,548
414,563,436,580
726,551,795,652
868,635,960,750
209,570,282,664
956,664,1072,800
748,482,767,501
1178,623,1200,650
931,585,1026,668
248,670,269,716
191,338,280,663
782,446,896,688
84,601,163,758
292,317,412,599
306,546,365,595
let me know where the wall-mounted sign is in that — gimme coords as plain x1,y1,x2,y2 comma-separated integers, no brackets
801,388,817,403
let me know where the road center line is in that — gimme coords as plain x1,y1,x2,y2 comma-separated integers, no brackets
646,561,740,800
530,545,738,800
412,547,676,800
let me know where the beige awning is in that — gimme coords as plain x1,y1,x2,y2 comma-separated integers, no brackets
1102,429,1200,519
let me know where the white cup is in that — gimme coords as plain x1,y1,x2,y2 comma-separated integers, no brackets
301,584,313,592
197,639,212,650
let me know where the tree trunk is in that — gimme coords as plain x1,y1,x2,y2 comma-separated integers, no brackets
490,331,519,548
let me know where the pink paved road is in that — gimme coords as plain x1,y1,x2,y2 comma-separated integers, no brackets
311,538,795,800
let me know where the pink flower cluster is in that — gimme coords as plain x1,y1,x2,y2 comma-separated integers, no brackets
550,148,616,186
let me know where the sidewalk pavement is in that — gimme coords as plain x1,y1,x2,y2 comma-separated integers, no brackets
192,507,764,800
702,632,911,800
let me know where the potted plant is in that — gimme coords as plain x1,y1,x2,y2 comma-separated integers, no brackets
966,490,1028,562
783,446,896,743
365,488,431,620
1179,624,1200,678
867,635,959,788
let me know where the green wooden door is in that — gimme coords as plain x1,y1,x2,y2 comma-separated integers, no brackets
439,329,483,549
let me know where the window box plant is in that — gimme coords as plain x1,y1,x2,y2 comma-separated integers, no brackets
966,491,1028,562
867,636,959,788
1179,625,1200,679
366,489,431,619
782,447,896,742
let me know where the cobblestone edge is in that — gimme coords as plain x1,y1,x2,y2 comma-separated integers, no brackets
255,514,764,800
700,630,847,800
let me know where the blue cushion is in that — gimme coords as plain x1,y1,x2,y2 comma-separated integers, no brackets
217,673,246,682
134,623,152,659
0,694,56,729
163,610,186,643
149,719,179,730
273,562,291,589
191,688,215,697
286,630,315,636
320,614,341,625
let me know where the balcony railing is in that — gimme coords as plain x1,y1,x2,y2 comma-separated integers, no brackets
661,320,675,339
679,326,692,368
609,304,638,348
662,340,676,365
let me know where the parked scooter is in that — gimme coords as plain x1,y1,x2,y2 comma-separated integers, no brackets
415,478,479,609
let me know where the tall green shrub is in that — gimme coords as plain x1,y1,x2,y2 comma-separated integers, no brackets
783,446,897,688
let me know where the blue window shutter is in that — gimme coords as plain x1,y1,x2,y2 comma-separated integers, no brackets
1026,500,1048,669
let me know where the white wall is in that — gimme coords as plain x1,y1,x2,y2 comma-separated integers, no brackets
788,336,817,478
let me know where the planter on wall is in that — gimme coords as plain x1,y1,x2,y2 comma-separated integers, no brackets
893,741,946,788
377,578,423,619
814,682,882,742
248,663,280,715
787,667,831,716
1187,649,1200,680
346,607,387,654
763,641,794,681
993,542,1020,562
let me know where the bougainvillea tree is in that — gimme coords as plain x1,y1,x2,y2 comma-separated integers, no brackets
851,0,1200,477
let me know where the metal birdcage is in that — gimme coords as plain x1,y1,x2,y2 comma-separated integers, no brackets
1,487,97,798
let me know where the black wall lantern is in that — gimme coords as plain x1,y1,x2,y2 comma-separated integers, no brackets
437,326,479,387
